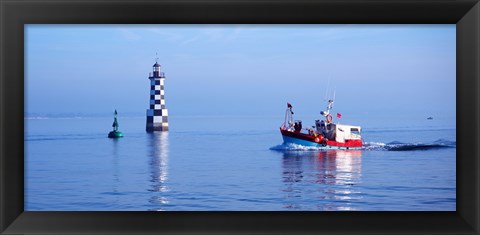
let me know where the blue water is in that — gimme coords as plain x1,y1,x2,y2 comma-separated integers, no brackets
25,115,456,211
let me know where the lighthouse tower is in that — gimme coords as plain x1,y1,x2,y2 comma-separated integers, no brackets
146,60,168,132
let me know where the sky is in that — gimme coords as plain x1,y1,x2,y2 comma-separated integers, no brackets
25,24,456,119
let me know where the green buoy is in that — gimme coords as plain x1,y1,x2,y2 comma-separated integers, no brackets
108,109,124,138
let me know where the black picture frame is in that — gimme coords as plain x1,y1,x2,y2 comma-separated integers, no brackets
1,0,479,234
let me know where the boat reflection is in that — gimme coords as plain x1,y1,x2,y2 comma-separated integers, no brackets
281,150,363,210
146,132,170,210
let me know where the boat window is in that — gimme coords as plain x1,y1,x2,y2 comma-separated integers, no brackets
351,128,360,135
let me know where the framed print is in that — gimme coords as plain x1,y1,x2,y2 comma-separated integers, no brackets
1,0,479,234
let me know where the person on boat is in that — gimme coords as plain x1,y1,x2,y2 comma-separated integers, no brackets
308,128,317,136
293,120,302,133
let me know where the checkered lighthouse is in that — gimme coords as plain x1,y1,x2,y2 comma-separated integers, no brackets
146,60,168,132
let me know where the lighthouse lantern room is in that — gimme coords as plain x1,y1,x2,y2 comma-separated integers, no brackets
146,60,168,132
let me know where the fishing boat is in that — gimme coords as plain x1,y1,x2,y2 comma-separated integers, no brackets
279,99,363,150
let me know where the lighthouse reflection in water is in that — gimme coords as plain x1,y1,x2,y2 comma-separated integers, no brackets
147,132,169,210
282,150,362,210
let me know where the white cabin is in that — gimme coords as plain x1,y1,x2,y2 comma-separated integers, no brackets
335,124,362,143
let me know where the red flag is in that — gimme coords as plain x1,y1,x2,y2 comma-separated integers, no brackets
287,102,292,108
337,113,342,118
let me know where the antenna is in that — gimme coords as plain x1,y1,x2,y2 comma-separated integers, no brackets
155,52,159,63
324,74,331,101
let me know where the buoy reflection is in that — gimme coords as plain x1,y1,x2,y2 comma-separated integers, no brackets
110,138,120,195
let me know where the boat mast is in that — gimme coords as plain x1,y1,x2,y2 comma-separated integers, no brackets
326,99,334,115
282,102,294,129
322,90,334,116
328,90,335,113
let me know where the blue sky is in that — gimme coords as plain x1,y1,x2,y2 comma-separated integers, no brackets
26,25,455,119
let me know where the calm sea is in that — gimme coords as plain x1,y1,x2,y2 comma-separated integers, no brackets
25,114,456,211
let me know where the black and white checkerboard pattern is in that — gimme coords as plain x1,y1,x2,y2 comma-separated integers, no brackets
146,75,168,132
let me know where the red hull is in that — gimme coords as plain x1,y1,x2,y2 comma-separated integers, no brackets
280,128,362,148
